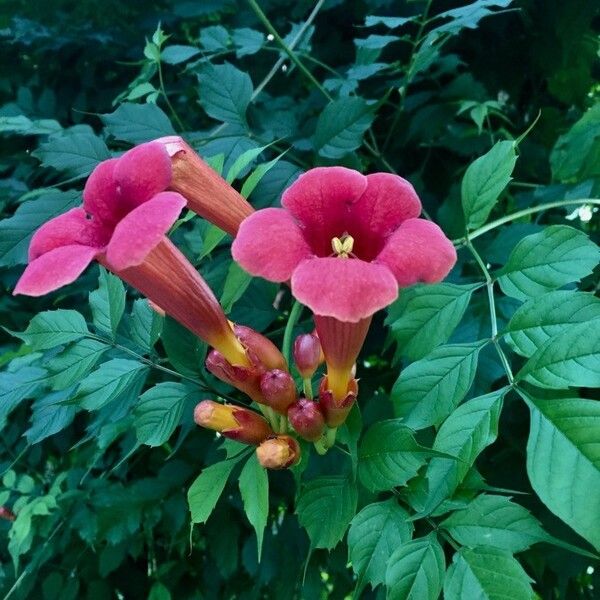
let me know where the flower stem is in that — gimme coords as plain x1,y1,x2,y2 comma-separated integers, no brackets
247,0,333,101
454,198,600,245
302,377,313,400
282,300,303,367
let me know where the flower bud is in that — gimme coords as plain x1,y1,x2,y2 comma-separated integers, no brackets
288,398,325,442
319,377,358,427
259,369,297,414
234,325,287,371
293,333,323,378
0,506,15,522
194,400,272,445
256,435,301,469
205,349,263,403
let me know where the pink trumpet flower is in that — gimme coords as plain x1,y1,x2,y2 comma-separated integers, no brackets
156,136,254,237
13,142,249,367
232,167,457,402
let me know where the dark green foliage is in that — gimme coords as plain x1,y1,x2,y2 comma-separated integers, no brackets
0,0,599,598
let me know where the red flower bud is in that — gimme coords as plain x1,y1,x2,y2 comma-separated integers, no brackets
0,506,15,522
259,369,297,414
293,333,323,378
288,398,325,441
205,349,263,403
319,377,358,427
234,325,287,371
256,435,301,469
194,400,272,445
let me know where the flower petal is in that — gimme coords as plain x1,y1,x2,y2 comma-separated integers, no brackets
348,173,421,258
114,142,172,209
83,158,121,225
232,208,312,282
105,191,186,271
375,218,457,287
14,245,99,296
29,207,109,261
291,257,398,322
281,167,368,256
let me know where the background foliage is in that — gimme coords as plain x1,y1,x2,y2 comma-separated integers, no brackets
1,0,599,598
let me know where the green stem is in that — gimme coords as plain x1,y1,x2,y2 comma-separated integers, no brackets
247,0,333,101
455,198,600,245
157,58,185,131
282,300,303,367
465,237,514,384
302,377,314,400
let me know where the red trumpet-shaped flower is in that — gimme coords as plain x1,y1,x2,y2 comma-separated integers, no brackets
14,142,248,366
232,167,457,402
157,136,254,237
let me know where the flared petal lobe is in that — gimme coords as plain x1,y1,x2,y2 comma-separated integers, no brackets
82,158,121,225
14,245,100,296
348,173,421,258
232,208,312,282
375,218,457,287
113,142,172,210
291,257,398,322
281,167,368,256
28,207,108,260
105,191,186,271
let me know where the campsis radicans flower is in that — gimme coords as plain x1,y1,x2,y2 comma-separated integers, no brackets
156,136,254,237
232,167,457,404
256,435,301,469
194,400,273,445
13,142,248,366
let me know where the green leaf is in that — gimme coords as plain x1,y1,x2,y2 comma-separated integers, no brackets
188,454,246,524
348,499,413,591
75,359,148,411
89,267,126,340
296,475,357,550
434,0,514,36
199,25,230,52
239,454,269,559
441,494,547,552
221,262,253,313
386,283,478,360
504,291,600,357
0,115,62,135
33,131,110,178
385,534,445,600
364,15,413,28
48,338,108,390
497,225,599,301
358,420,441,492
232,27,265,57
26,388,77,444
0,190,79,267
444,547,534,600
392,342,484,429
516,320,600,388
128,299,163,352
551,103,600,181
134,382,196,446
461,140,517,230
160,44,200,65
13,310,88,350
225,143,268,183
160,317,206,377
522,393,600,550
313,97,374,159
197,62,253,126
101,103,175,144
0,366,48,426
420,388,506,515
240,152,288,200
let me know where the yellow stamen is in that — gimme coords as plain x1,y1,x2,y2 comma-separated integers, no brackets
331,234,355,258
